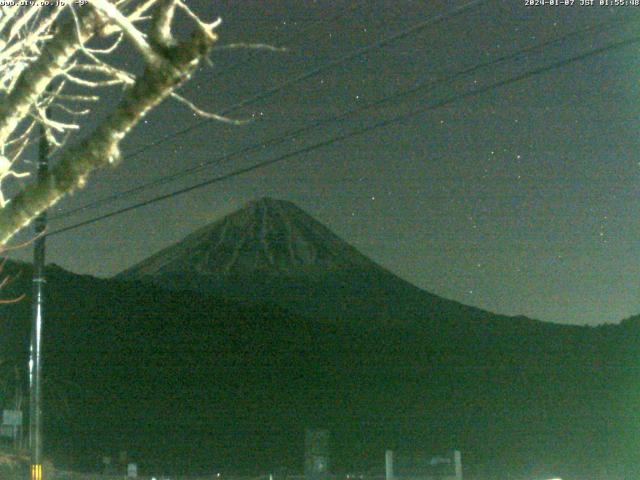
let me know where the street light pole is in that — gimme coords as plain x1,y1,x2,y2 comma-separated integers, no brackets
29,117,49,480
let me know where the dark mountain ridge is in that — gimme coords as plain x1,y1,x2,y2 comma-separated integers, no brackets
0,199,637,479
117,198,534,328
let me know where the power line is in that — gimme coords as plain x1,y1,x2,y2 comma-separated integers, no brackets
104,0,488,161
46,34,640,237
49,12,630,221
208,2,363,86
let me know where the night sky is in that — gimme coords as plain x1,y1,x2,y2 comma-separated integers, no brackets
10,0,640,326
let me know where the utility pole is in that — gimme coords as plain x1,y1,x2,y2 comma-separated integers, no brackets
29,116,49,480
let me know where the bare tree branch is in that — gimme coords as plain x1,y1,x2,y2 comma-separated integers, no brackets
0,7,103,145
0,4,220,245
88,0,164,66
212,43,286,52
170,92,248,125
0,0,239,246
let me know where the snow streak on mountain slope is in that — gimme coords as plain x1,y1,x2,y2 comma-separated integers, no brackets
119,197,382,278
117,197,529,326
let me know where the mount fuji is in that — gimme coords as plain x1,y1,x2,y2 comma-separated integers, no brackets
0,198,635,478
118,197,520,327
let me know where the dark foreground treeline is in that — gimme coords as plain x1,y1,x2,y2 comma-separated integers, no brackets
0,262,638,480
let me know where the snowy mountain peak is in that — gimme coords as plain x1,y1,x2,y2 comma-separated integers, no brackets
118,197,375,278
